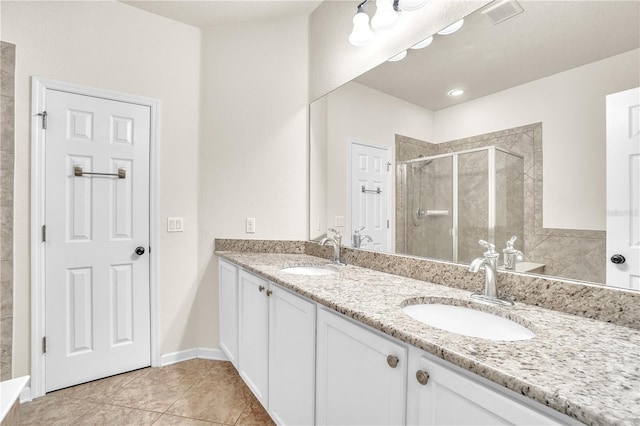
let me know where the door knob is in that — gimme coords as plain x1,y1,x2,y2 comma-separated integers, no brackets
610,254,626,264
135,246,145,256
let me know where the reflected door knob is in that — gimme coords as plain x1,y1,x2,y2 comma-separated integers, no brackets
135,246,145,256
610,254,626,264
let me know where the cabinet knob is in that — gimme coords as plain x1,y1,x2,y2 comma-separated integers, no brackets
266,290,273,297
416,369,430,385
386,355,399,368
258,285,265,292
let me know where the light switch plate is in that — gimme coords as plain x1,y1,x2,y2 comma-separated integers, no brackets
168,217,184,232
246,217,256,233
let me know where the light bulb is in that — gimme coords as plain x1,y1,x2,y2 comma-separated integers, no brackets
388,50,407,62
437,19,464,35
410,36,433,49
349,11,374,46
372,0,399,31
399,0,429,11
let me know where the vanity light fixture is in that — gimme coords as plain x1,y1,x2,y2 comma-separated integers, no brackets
448,88,465,96
349,7,375,46
388,50,408,62
349,0,428,46
399,0,429,11
371,0,400,30
410,36,433,49
437,19,464,35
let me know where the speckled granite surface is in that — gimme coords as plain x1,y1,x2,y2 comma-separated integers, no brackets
215,250,640,426
216,239,640,330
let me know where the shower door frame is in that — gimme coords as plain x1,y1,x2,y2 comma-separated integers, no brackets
401,146,523,262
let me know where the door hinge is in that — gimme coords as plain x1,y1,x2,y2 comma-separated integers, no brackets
37,111,48,130
42,336,47,354
387,162,392,172
42,225,46,242
387,219,390,229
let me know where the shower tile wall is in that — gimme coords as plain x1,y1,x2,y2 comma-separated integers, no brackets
396,124,606,284
0,41,15,381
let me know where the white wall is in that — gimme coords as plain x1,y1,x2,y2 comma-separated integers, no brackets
433,49,640,231
1,1,201,375
323,82,433,244
198,16,309,348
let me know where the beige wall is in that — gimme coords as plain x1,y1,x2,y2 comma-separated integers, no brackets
433,49,640,231
198,16,310,349
1,1,201,375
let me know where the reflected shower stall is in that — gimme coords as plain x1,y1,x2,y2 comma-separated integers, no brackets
398,146,524,264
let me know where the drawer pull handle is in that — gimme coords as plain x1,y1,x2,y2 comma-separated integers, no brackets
416,370,430,385
258,285,265,292
266,290,273,297
387,355,399,368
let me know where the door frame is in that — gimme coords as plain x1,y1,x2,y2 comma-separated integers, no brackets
30,77,161,398
347,140,393,252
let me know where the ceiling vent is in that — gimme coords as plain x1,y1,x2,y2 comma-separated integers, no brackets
481,0,524,25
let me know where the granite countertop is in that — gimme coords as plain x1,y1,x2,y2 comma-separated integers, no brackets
216,251,640,426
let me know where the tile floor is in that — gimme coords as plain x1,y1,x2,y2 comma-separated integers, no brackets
15,359,274,425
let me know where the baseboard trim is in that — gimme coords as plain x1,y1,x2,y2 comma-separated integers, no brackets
160,347,228,366
20,385,32,404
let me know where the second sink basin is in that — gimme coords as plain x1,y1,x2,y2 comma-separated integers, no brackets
402,303,535,341
281,265,337,276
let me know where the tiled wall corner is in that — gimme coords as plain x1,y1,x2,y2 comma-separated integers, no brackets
0,41,16,381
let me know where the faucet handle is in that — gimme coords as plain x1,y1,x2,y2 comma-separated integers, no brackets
354,226,365,235
479,240,495,251
328,227,341,237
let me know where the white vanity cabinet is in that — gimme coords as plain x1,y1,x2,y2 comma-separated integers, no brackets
219,259,239,367
237,269,316,426
238,270,270,405
406,348,576,425
316,307,408,425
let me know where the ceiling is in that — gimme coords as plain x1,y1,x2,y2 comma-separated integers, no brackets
354,1,640,111
122,0,323,28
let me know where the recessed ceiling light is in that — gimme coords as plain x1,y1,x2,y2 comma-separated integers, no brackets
437,19,464,35
411,36,433,50
448,89,465,97
388,51,408,62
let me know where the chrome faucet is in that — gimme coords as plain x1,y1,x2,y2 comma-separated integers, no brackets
320,228,345,265
502,236,524,270
469,240,513,306
352,226,373,248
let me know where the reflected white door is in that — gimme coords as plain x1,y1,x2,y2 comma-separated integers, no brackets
45,90,151,391
606,87,640,290
351,142,390,251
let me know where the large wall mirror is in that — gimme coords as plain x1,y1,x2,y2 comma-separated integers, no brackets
310,0,640,290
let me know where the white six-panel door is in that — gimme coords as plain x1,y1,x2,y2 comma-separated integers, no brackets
606,87,640,290
351,142,390,252
44,89,151,391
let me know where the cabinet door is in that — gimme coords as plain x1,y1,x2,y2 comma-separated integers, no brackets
219,259,239,367
407,348,565,425
316,308,407,426
268,285,316,426
238,270,269,406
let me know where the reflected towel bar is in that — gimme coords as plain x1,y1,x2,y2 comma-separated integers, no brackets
74,165,126,179
361,186,381,194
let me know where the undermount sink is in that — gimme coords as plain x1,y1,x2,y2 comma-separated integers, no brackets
281,265,337,276
402,303,535,341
